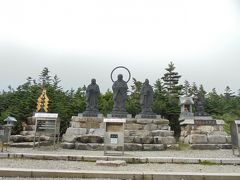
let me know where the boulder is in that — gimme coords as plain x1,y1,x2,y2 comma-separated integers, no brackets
150,130,174,137
134,136,154,144
10,135,24,143
88,128,104,136
62,134,77,143
143,124,158,131
65,128,87,136
207,135,227,144
61,142,75,149
76,135,103,143
124,143,142,151
143,144,166,151
125,123,143,130
154,136,176,144
190,134,208,144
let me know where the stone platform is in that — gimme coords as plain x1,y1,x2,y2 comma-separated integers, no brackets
180,116,232,149
62,116,177,151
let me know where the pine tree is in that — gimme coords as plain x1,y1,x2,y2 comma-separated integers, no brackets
190,82,198,96
39,67,51,86
182,80,191,96
161,62,182,96
224,86,235,99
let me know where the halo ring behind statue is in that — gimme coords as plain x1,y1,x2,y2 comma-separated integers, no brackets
111,66,131,83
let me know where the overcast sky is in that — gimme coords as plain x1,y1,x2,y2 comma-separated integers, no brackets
0,0,240,94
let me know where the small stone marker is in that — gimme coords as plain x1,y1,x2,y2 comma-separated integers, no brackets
96,160,127,167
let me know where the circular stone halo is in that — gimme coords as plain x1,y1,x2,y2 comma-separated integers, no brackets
110,66,131,83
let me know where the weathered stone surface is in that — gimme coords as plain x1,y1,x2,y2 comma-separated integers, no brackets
76,135,103,143
226,136,232,143
61,142,75,149
150,130,174,137
194,126,214,132
20,131,35,136
183,135,190,144
154,136,176,144
143,144,166,151
65,128,87,136
127,130,150,137
191,144,219,150
207,135,227,144
134,136,154,144
143,124,158,131
152,119,169,124
158,125,170,130
10,135,24,142
62,134,77,143
209,131,227,136
124,136,135,143
96,160,127,167
27,117,36,125
190,130,208,135
217,144,232,149
40,135,51,141
136,119,153,124
10,142,34,148
126,118,137,123
124,143,142,151
23,135,35,142
75,143,103,150
125,123,143,130
88,128,104,136
190,134,207,144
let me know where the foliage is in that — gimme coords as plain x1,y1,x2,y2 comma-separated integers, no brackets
1,64,240,137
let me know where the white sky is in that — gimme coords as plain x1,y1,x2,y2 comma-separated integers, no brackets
0,0,240,94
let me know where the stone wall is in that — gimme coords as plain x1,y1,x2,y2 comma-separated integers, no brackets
62,116,177,151
180,119,232,149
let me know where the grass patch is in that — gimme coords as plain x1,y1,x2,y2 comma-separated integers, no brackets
199,160,219,166
178,142,190,151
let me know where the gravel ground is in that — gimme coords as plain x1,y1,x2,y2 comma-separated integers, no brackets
0,158,240,173
4,147,239,158
0,178,118,180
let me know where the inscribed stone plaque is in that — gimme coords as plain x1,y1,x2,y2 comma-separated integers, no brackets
194,119,216,126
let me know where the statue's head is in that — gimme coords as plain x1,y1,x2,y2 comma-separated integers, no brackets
145,79,149,85
117,74,123,81
91,78,96,84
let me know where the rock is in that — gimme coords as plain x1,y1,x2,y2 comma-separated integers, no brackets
27,117,36,125
226,136,232,143
96,160,127,167
136,119,153,124
134,136,153,144
126,118,137,123
75,143,103,150
124,143,142,151
209,131,228,136
61,142,75,149
10,142,34,148
152,119,169,124
207,135,227,144
190,134,207,144
125,123,143,130
65,128,87,136
20,131,35,136
158,125,170,130
62,134,77,143
191,144,219,150
217,144,232,149
88,128,104,136
23,135,35,142
127,130,150,137
143,124,158,131
124,136,135,143
10,135,24,142
143,144,166,151
40,135,51,141
76,135,103,143
154,136,176,144
150,130,174,137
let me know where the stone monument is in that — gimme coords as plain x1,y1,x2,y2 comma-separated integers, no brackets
179,95,231,149
136,79,156,118
62,79,104,150
83,79,100,117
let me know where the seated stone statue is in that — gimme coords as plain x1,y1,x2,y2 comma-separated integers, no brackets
83,79,100,116
140,79,155,115
112,74,128,114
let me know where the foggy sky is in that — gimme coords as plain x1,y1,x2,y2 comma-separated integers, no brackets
0,0,240,94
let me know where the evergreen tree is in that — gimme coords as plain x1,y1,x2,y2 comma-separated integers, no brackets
224,86,235,99
161,62,182,96
182,80,191,96
189,82,198,96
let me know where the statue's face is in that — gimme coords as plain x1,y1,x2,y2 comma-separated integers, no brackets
118,74,123,80
91,79,96,84
145,79,149,85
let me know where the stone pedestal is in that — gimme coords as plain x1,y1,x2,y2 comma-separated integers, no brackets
62,115,104,150
180,116,232,149
10,116,51,148
63,115,177,151
124,118,177,151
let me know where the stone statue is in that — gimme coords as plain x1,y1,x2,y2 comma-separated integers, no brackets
112,74,128,114
194,94,208,116
83,79,100,116
140,79,154,114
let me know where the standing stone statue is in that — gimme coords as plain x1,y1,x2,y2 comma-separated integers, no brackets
112,74,128,114
140,79,154,115
194,94,208,116
83,79,100,116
